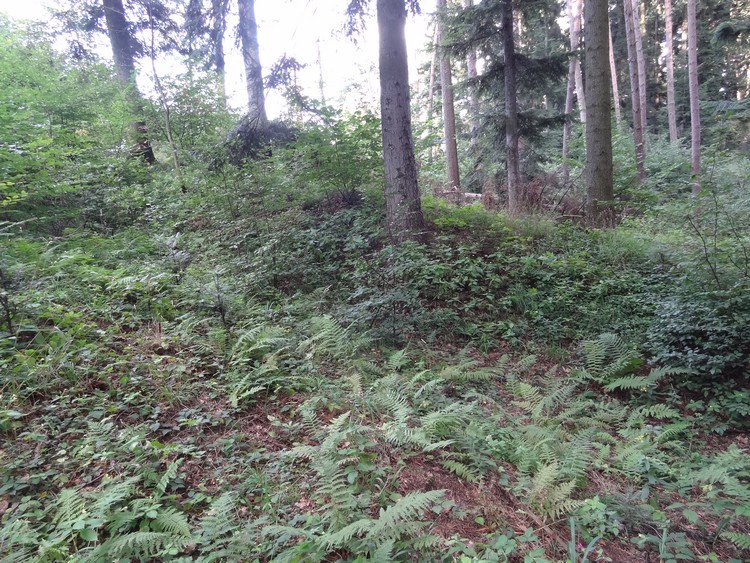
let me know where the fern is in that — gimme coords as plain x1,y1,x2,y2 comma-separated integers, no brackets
297,315,371,361
193,493,243,561
722,531,750,550
603,367,690,393
151,507,192,536
86,531,192,560
0,515,38,563
635,403,681,420
91,477,139,515
582,333,639,382
385,348,411,372
230,323,289,365
367,539,395,563
367,490,444,541
155,460,181,499
441,458,482,483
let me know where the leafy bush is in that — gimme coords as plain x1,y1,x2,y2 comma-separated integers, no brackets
647,287,750,389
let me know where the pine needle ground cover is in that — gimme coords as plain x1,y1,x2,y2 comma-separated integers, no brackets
2,174,749,563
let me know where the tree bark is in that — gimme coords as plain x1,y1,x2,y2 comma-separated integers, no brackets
584,0,614,226
464,0,480,146
665,0,678,142
568,0,586,123
437,0,460,190
623,0,645,181
427,22,438,164
503,0,521,214
687,0,701,192
609,20,622,126
562,55,575,184
377,0,425,240
631,0,648,140
102,0,155,163
237,0,267,125
211,0,227,107
103,0,138,89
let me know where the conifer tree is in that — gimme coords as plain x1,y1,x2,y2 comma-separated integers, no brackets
584,0,614,225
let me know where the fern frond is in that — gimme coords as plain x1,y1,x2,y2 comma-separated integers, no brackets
230,324,289,365
528,461,561,501
604,374,659,392
0,516,38,562
385,348,410,372
297,315,371,360
722,531,750,550
51,488,86,530
368,539,395,563
154,460,181,500
441,459,481,483
367,490,444,540
151,507,192,536
90,531,192,560
655,421,690,443
422,439,456,452
583,333,636,381
635,404,681,420
408,533,441,549
195,492,240,557
321,518,374,548
91,477,138,516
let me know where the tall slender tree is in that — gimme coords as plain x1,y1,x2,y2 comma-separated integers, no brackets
568,0,586,123
664,0,678,142
631,0,647,139
562,0,585,183
102,0,155,163
463,0,480,145
502,0,522,214
609,20,622,126
237,0,267,124
437,0,460,190
584,0,614,225
623,0,645,181
427,21,439,164
687,0,701,192
377,0,425,239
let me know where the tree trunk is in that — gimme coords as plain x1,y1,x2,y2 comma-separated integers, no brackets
609,20,622,126
503,0,521,214
237,0,267,125
208,0,229,107
631,0,648,140
103,0,137,89
665,0,678,142
427,22,438,164
377,0,425,240
102,0,155,164
623,0,645,181
437,0,460,190
584,0,614,226
464,0,480,145
687,0,701,192
568,0,586,123
562,55,575,183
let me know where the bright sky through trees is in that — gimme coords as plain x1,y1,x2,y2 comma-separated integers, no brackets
0,0,430,118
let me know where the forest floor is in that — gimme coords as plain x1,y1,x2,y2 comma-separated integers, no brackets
1,180,749,562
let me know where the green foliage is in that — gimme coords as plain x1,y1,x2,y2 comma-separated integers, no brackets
0,19,141,222
3,12,750,562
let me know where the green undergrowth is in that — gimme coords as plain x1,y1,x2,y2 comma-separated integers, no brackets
1,172,749,562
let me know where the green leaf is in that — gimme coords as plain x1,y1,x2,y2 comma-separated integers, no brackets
79,528,98,542
682,509,701,524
